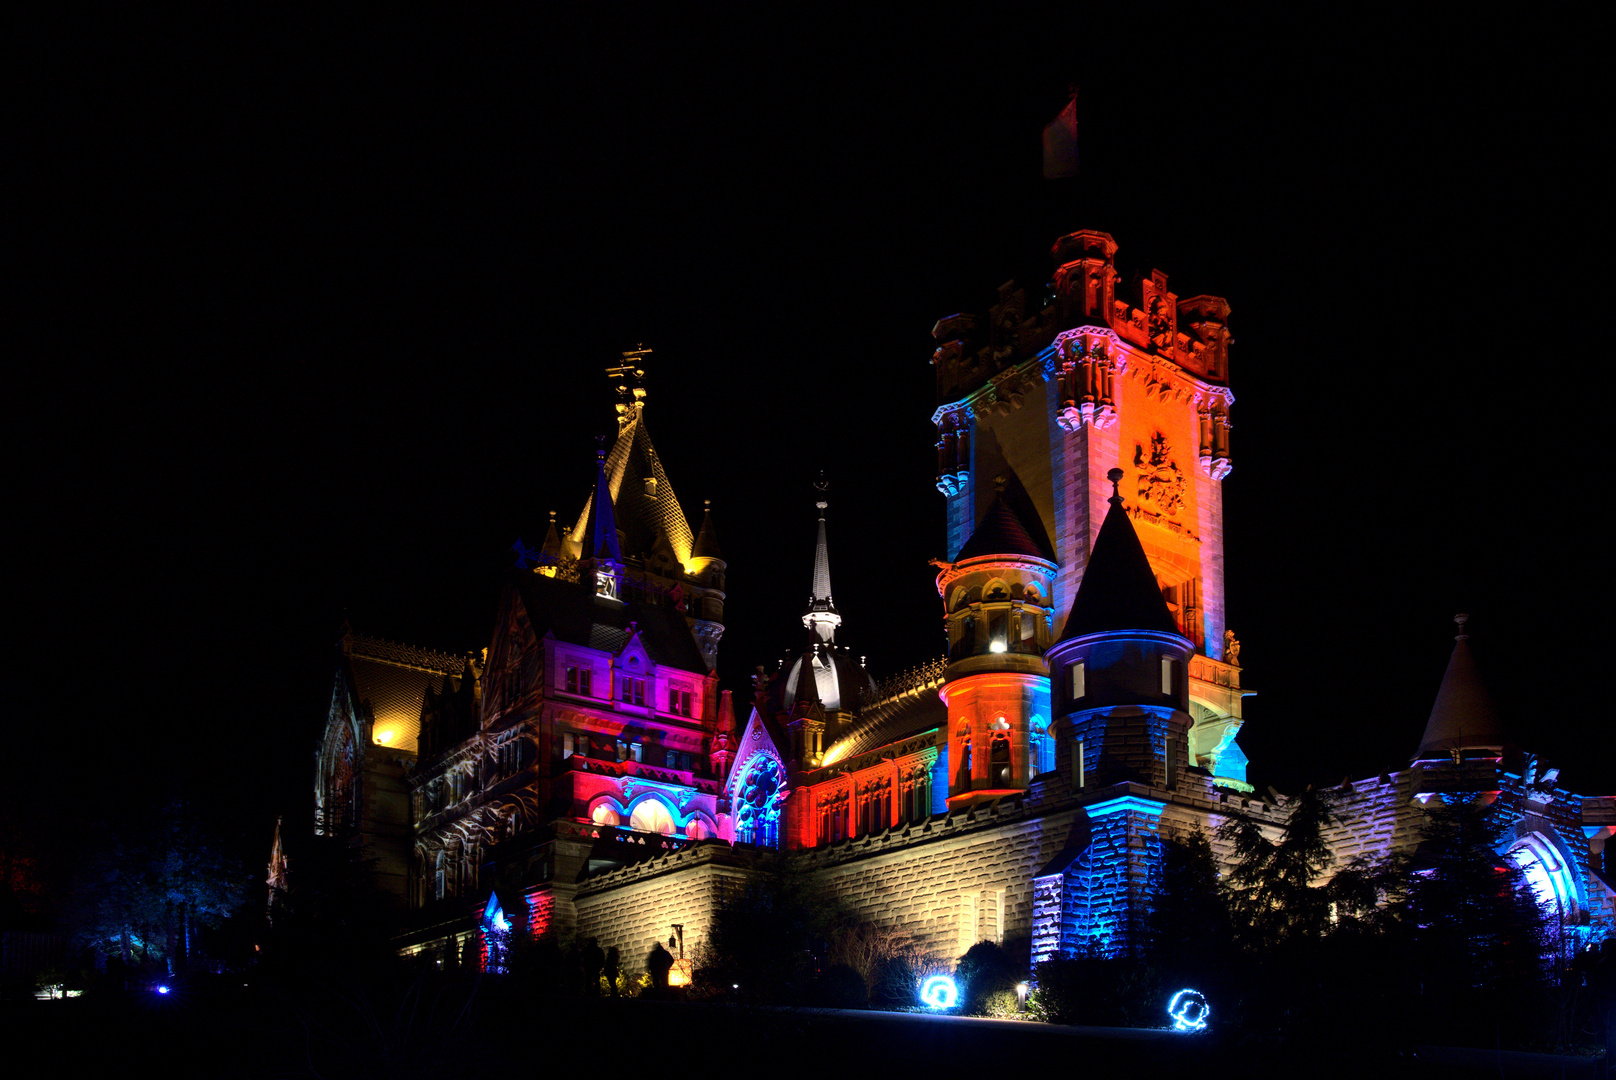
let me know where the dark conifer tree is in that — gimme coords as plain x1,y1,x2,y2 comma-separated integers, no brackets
1401,794,1549,1045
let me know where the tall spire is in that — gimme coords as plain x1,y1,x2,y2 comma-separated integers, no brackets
803,475,841,643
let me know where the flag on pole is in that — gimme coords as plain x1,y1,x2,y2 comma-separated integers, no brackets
1042,89,1078,179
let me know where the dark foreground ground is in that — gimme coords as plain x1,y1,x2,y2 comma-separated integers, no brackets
10,979,1608,1080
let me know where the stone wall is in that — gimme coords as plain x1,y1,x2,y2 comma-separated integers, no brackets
572,841,753,976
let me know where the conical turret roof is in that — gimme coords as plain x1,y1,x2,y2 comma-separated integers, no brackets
693,499,722,560
1059,470,1179,640
1414,615,1508,760
955,492,1056,563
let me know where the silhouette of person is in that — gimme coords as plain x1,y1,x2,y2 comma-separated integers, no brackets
648,941,674,991
583,938,605,996
604,945,621,998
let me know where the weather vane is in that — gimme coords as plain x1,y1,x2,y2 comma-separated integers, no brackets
606,345,651,402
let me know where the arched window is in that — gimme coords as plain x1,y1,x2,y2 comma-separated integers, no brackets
629,798,676,836
1508,832,1581,920
735,755,785,849
591,803,621,827
990,735,1013,787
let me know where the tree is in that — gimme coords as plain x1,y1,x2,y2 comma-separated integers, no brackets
65,798,247,973
694,862,833,1004
1401,795,1549,1044
1145,828,1235,991
1219,786,1337,951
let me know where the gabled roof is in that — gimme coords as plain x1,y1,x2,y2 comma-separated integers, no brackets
955,492,1056,563
1059,477,1179,641
513,571,707,673
1414,617,1508,759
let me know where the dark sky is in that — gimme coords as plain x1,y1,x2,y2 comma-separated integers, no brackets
13,9,1610,876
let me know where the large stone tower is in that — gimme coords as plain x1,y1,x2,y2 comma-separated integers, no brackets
931,230,1245,787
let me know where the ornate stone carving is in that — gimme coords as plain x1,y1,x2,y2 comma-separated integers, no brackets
1134,433,1186,517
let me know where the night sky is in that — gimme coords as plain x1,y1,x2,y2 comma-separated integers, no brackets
14,10,1609,881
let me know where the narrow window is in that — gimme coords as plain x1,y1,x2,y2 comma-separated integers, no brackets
566,666,579,694
1160,656,1173,695
1070,660,1085,700
579,668,591,696
680,690,692,717
563,732,575,758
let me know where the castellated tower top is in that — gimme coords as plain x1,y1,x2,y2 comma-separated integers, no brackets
931,229,1232,405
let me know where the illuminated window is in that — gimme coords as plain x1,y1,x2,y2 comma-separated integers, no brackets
629,798,675,835
991,735,1012,787
563,733,575,758
686,818,707,840
620,676,646,706
1070,660,1085,700
1160,657,1174,695
591,804,620,827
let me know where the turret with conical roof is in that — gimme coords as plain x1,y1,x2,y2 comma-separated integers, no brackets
1046,469,1196,791
933,476,1059,806
1413,615,1508,762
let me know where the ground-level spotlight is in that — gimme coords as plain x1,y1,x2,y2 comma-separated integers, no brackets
919,974,958,1009
1015,982,1029,1010
154,985,171,995
1167,989,1209,1032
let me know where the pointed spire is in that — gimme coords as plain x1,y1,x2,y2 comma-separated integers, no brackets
1414,615,1508,761
590,438,622,564
693,499,723,560
1060,468,1180,641
803,475,842,643
540,510,562,561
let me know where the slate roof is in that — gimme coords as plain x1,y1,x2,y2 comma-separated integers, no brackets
569,407,694,566
513,571,707,673
345,633,464,755
955,492,1056,563
1059,490,1179,640
825,683,947,760
692,502,722,560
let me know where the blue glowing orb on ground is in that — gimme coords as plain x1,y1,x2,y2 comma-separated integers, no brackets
154,985,171,995
919,974,959,1009
1167,989,1209,1032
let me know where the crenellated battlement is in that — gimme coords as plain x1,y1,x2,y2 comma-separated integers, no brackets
933,230,1232,406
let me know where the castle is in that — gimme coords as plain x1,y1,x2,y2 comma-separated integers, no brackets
312,229,1616,976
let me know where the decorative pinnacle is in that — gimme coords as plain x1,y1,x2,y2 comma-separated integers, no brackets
1107,467,1125,502
1453,613,1469,640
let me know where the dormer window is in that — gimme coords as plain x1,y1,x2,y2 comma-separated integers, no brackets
644,477,658,497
